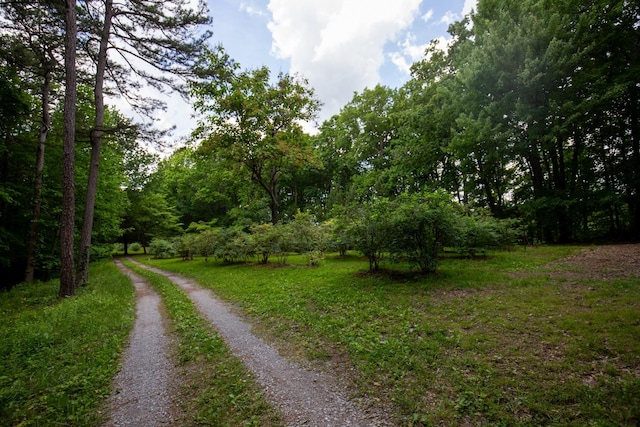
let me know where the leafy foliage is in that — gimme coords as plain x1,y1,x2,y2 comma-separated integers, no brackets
386,191,459,273
149,238,178,259
191,55,322,225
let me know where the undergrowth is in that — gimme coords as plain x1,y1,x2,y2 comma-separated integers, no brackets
0,261,135,426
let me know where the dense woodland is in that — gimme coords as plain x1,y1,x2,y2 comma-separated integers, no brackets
1,0,638,291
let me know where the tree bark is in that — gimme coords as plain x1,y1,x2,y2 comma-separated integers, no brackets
25,71,51,283
250,164,280,225
629,83,640,240
76,0,113,287
59,0,77,298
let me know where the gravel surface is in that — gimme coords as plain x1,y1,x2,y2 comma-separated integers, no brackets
130,259,391,427
103,260,178,427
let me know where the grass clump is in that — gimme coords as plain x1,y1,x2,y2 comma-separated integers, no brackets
121,259,282,426
0,261,135,426
136,246,640,426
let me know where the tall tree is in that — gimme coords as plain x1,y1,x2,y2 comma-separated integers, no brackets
74,0,211,286
59,0,77,297
0,1,65,282
149,145,241,227
463,0,639,241
192,62,321,225
314,85,402,209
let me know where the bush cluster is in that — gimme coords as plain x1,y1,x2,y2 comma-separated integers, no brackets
149,191,519,273
333,191,519,273
149,211,330,266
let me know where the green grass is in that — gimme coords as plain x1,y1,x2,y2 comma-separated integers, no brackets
3,248,637,426
135,246,640,426
0,261,135,426
120,259,282,426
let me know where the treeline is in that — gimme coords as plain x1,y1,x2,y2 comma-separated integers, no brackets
0,0,210,291
156,0,639,246
147,193,517,274
1,0,638,288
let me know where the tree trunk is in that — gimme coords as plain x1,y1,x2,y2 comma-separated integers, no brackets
59,0,78,298
269,165,280,225
552,136,571,243
25,72,51,283
476,156,498,216
251,164,280,225
629,83,640,240
76,0,113,287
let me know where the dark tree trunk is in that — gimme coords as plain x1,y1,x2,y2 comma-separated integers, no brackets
251,164,280,225
76,0,113,287
59,0,77,298
25,71,51,283
629,84,640,240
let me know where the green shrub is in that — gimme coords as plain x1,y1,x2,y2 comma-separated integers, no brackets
250,223,283,264
213,227,252,263
387,190,459,273
172,234,197,260
149,238,178,259
90,244,114,261
285,211,330,266
193,229,220,261
343,190,460,273
348,200,392,271
456,212,520,257
325,210,353,256
129,242,142,252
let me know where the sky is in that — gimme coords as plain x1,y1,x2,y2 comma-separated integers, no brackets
131,0,477,146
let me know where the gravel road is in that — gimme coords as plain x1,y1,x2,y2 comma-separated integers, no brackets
103,260,179,427
127,259,391,427
104,246,640,426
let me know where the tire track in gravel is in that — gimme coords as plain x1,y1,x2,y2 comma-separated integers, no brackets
129,259,391,427
104,259,179,427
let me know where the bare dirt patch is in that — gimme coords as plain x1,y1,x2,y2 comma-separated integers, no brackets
546,244,640,281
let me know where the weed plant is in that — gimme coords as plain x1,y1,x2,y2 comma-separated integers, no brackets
0,261,135,426
137,246,640,426
121,259,282,426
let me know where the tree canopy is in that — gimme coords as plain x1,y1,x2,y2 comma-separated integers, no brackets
1,0,638,288
192,58,321,224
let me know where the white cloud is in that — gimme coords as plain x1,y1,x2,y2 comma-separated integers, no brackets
267,0,422,120
389,0,478,78
462,0,477,16
240,1,265,17
422,9,434,23
389,32,429,74
388,34,449,75
440,11,459,26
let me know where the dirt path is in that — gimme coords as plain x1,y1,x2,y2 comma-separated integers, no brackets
104,260,179,426
128,259,390,427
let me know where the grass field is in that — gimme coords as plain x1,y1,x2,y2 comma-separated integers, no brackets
1,246,638,426
135,245,640,426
